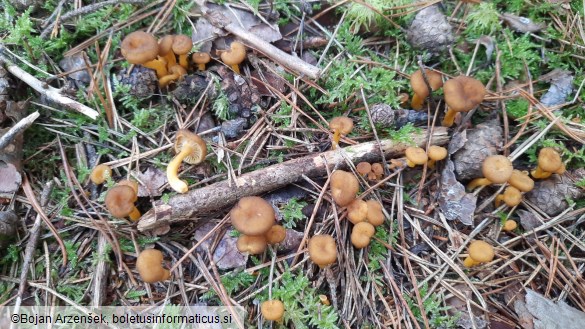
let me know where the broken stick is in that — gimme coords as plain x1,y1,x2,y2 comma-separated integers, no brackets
138,127,449,231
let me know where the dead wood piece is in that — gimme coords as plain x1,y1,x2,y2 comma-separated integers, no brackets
0,211,18,248
0,101,27,199
138,127,449,232
522,289,585,329
0,111,39,150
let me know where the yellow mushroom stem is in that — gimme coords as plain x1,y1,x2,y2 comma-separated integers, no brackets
332,129,341,149
531,166,553,179
178,54,189,69
427,159,437,169
162,53,176,68
129,207,142,221
410,93,424,110
467,177,492,191
494,195,505,208
405,158,418,168
197,63,206,71
166,144,195,193
463,256,479,268
442,107,458,127
142,59,168,78
229,64,240,75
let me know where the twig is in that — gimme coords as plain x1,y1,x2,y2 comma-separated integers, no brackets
0,52,99,119
203,8,321,79
138,127,449,231
0,111,39,150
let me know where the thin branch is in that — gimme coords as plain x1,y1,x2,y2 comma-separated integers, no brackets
0,111,39,150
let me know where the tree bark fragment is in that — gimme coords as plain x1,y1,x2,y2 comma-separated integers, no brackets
138,127,449,231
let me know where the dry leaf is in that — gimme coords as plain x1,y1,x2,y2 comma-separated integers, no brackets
516,210,544,231
524,289,585,329
501,13,546,33
194,223,247,270
438,159,477,225
539,69,574,107
136,167,167,197
59,53,90,83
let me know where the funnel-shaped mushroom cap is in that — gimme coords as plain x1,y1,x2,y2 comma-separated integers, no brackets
236,235,267,254
468,240,494,263
136,249,171,283
220,41,247,65
174,130,207,164
537,147,563,172
330,170,359,207
366,200,384,226
444,76,486,112
482,155,513,184
308,234,337,267
265,225,286,245
90,164,112,184
411,69,443,97
351,221,375,249
347,199,367,224
230,196,275,235
356,162,372,176
261,300,285,321
105,185,137,218
172,34,193,55
329,117,354,135
508,170,534,192
428,145,447,161
405,147,428,167
121,31,159,64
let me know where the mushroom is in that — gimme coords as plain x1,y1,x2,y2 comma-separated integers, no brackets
463,240,494,267
159,64,187,87
192,52,211,71
494,186,522,207
371,163,384,179
508,169,534,192
330,170,359,207
220,41,246,74
427,145,447,169
442,76,486,127
261,300,285,322
346,199,368,224
351,221,375,249
329,117,354,149
236,234,267,254
502,220,518,232
230,196,275,236
265,225,286,245
410,69,443,110
467,155,514,190
405,147,428,167
366,200,384,226
166,129,207,193
308,234,337,268
356,162,372,176
172,34,193,69
158,35,177,68
105,185,141,221
136,249,171,283
121,31,167,78
90,164,112,184
531,147,564,179
117,179,139,194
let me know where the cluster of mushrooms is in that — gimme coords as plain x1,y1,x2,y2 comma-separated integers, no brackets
120,31,247,87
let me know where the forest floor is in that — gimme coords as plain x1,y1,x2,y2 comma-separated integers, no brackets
1,0,585,328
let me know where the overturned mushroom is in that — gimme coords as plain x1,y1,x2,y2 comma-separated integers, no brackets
167,130,207,193
90,164,112,185
329,117,354,149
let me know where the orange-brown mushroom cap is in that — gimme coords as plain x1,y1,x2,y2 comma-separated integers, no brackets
502,220,518,232
366,200,384,226
105,185,137,218
371,163,384,179
531,147,563,179
442,76,486,127
121,31,159,64
465,240,494,266
495,186,522,207
410,69,443,110
265,225,287,245
136,249,171,283
261,300,285,321
508,169,534,192
230,196,275,236
220,41,246,74
356,162,372,176
405,147,428,167
158,35,177,67
236,234,267,254
308,234,337,267
482,155,513,184
330,170,359,207
427,145,447,169
347,199,368,224
329,116,354,149
90,164,112,185
351,221,375,249
172,34,193,69
192,52,211,71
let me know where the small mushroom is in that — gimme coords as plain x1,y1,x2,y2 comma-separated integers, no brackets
236,234,267,254
136,249,171,283
308,234,337,268
467,155,513,190
356,162,372,176
159,64,187,87
410,69,443,110
90,164,112,184
172,34,193,69
442,76,486,127
105,185,141,221
121,31,167,78
329,117,354,149
330,170,359,207
463,240,494,268
371,163,384,179
158,35,177,68
531,147,564,179
427,145,447,169
494,186,522,207
261,299,285,321
265,225,286,245
166,129,207,193
220,41,246,74
405,147,428,167
351,221,375,249
117,179,139,194
192,52,211,71
508,169,534,192
502,220,518,232
365,200,384,226
230,196,275,236
346,199,368,224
